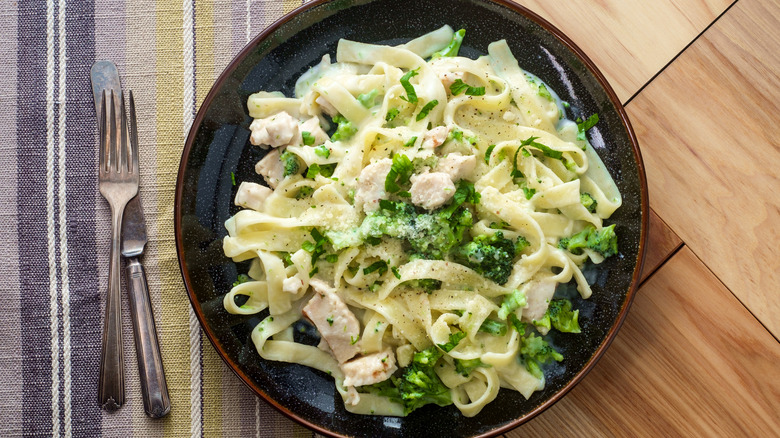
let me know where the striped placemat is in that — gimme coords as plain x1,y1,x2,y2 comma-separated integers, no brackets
0,1,321,436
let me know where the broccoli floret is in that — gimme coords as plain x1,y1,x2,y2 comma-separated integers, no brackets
409,208,472,259
453,231,519,285
404,278,443,294
519,333,563,379
330,114,357,142
558,224,618,258
580,192,598,213
360,346,452,415
280,150,301,176
498,288,527,320
454,358,490,377
232,274,250,288
535,299,581,333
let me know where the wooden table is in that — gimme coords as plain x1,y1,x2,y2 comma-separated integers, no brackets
503,0,780,435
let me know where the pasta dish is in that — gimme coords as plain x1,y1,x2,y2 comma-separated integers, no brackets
222,26,621,417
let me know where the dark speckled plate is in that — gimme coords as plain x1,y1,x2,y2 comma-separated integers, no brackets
175,0,649,436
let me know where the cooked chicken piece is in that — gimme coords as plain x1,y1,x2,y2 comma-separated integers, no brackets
234,181,272,212
421,125,450,149
282,276,304,294
354,158,392,212
522,280,557,332
435,153,476,182
315,95,338,117
301,116,329,145
341,349,398,387
249,111,300,148
302,279,361,363
254,148,284,189
410,172,456,210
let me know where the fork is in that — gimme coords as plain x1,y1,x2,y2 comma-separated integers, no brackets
97,90,138,410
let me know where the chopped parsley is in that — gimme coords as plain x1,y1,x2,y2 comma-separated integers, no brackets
576,113,599,142
400,68,419,104
403,136,418,148
385,154,414,194
484,144,496,164
363,260,388,276
449,79,485,96
416,100,438,121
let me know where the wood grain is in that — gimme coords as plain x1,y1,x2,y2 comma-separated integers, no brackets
507,246,780,437
626,0,780,336
640,208,682,283
513,0,733,102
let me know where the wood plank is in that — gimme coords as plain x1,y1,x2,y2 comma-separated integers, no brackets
508,246,780,437
640,208,682,283
626,0,780,336
513,0,733,102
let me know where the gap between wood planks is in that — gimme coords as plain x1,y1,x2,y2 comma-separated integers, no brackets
622,0,741,108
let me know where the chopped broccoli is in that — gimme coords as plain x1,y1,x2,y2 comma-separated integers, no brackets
498,288,527,320
330,115,357,142
357,89,379,108
580,192,597,213
295,186,314,199
478,318,508,336
454,358,491,377
519,333,563,379
558,224,618,258
453,231,518,285
280,151,301,176
404,278,443,294
534,299,581,333
431,28,465,59
232,274,250,288
363,346,452,415
437,331,466,352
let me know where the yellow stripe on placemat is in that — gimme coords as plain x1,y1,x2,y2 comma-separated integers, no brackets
193,1,225,436
154,1,191,436
283,0,302,14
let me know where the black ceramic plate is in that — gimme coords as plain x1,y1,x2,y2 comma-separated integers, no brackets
175,0,648,436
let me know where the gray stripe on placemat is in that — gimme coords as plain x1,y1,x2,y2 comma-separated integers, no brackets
17,0,56,435
64,1,104,436
0,0,22,434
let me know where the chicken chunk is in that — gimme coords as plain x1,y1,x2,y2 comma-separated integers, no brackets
254,148,284,189
341,349,398,387
301,116,329,146
435,153,476,182
521,280,557,332
249,111,299,148
282,276,304,294
421,125,450,149
234,181,273,212
354,158,392,212
302,279,361,363
410,172,456,210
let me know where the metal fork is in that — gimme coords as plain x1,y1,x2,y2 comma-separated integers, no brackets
97,89,138,410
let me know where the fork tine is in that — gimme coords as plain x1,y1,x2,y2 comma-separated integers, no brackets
109,90,118,172
128,90,139,175
99,90,107,172
119,90,129,173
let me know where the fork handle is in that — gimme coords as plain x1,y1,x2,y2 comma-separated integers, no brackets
126,257,171,418
98,206,125,410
